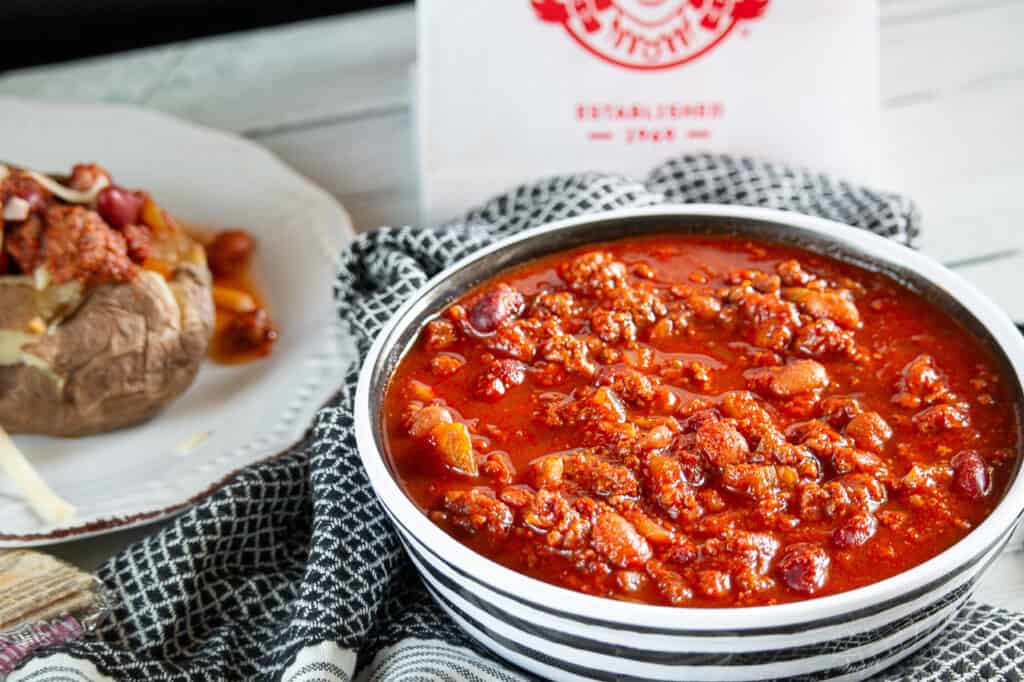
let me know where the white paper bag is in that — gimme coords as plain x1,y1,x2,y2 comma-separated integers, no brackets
416,1,880,224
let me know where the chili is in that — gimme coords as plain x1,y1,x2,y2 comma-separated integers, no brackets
382,236,1019,607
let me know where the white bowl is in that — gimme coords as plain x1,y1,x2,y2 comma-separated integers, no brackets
355,206,1024,682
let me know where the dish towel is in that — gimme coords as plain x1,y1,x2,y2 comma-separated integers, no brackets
12,154,1024,682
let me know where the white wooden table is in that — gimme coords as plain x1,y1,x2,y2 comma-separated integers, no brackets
3,1,1024,609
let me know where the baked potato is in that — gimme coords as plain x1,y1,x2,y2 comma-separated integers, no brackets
0,163,215,437
0,257,214,436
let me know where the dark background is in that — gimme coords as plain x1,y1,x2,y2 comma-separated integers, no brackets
1,0,408,72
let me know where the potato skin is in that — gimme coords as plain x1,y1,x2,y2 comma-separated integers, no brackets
0,263,214,436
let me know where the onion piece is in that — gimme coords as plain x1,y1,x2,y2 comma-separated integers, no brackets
24,169,109,205
3,196,31,221
0,426,76,524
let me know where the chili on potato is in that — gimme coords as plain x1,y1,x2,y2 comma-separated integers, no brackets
382,235,1019,607
0,162,277,364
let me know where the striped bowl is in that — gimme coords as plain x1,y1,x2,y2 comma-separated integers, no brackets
355,206,1024,681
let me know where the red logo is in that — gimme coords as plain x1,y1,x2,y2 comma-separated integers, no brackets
532,0,768,71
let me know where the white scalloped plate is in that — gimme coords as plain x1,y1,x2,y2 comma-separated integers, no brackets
0,97,356,546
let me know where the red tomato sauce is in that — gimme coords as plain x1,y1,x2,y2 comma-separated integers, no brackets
382,235,1020,607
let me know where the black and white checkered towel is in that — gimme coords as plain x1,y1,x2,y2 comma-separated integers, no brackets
13,154,1024,682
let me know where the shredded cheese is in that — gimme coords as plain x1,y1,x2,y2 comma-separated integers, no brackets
33,266,50,291
0,427,76,525
176,431,210,455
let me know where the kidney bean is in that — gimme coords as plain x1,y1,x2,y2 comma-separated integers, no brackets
696,419,750,468
207,229,256,277
893,354,949,408
95,185,143,228
844,411,892,453
913,404,969,433
225,308,277,353
639,424,674,451
591,508,652,568
747,359,829,397
468,283,524,333
951,450,991,500
833,512,878,548
783,287,861,329
778,543,829,594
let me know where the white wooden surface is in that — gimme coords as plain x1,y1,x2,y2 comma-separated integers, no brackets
3,1,1024,610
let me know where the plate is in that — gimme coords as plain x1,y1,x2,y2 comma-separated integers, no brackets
0,97,356,546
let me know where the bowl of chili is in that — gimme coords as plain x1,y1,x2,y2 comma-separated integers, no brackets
355,205,1024,682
